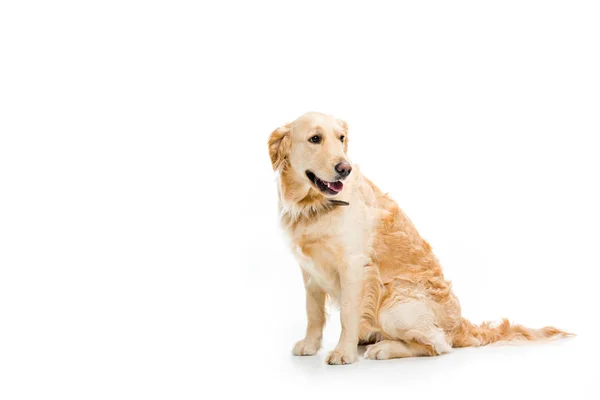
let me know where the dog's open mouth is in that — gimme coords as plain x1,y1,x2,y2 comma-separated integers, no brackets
306,171,343,195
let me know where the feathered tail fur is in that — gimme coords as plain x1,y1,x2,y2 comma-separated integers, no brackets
452,317,573,348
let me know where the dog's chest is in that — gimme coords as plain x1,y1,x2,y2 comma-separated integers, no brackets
292,240,342,298
286,209,371,298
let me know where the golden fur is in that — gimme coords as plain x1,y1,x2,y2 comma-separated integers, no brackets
268,112,571,364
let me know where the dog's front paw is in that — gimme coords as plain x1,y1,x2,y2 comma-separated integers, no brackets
325,347,358,365
292,339,321,356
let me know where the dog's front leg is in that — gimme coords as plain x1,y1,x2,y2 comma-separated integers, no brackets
326,259,364,365
292,270,326,356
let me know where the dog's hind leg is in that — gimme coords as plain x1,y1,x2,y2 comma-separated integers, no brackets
365,299,452,360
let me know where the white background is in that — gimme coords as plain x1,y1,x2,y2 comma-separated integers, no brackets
1,1,599,399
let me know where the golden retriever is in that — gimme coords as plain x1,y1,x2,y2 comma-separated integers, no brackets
268,112,570,365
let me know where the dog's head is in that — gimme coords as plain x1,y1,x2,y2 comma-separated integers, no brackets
268,112,351,198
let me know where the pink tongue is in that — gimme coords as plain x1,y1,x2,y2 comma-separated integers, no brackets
326,181,343,192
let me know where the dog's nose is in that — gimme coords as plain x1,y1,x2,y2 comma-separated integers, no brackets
335,161,352,178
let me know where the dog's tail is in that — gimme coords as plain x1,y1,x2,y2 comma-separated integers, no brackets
451,317,573,348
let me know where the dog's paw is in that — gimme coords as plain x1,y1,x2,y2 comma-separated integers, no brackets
325,347,358,365
364,342,392,360
292,339,320,356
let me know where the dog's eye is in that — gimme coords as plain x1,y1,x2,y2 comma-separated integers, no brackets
309,135,322,144
340,135,345,143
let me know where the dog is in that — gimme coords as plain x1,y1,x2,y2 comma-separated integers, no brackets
268,112,570,365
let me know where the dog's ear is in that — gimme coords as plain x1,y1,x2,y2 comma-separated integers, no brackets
268,123,291,171
337,119,349,153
